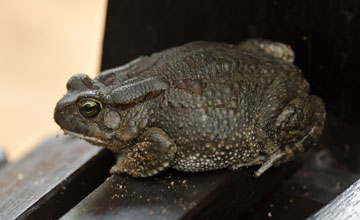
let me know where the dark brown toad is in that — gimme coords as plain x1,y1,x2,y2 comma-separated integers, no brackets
54,39,326,177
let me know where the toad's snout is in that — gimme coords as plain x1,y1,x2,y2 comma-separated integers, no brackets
54,104,90,135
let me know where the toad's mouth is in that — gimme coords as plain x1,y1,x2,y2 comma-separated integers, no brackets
62,129,107,145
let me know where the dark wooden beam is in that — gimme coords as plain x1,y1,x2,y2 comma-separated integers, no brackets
61,162,299,220
0,135,115,220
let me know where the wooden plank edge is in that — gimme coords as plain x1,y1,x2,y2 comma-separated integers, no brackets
61,159,301,220
308,178,360,220
21,149,115,220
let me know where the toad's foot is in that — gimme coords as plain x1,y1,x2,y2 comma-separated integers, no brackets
228,155,266,171
253,105,325,177
228,150,285,177
252,123,323,177
110,127,177,177
253,150,286,177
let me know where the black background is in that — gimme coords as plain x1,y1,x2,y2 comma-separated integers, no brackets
101,0,360,124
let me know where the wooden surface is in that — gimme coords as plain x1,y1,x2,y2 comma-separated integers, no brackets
240,149,360,220
0,149,7,169
64,152,358,220
61,164,297,220
0,135,114,220
309,179,360,220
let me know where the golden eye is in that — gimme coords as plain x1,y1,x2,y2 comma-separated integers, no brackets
78,99,102,118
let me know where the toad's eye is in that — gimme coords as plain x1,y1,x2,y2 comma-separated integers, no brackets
78,99,102,118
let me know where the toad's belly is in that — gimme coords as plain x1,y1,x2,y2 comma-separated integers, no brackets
153,105,262,172
170,136,261,172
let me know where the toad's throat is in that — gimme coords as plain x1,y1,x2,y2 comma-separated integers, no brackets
62,129,106,144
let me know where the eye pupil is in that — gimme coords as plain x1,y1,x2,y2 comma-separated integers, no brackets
78,99,101,118
83,103,95,112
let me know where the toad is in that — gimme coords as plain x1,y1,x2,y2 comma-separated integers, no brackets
54,39,326,177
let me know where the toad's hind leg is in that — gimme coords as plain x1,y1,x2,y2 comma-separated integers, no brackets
229,131,313,178
253,118,324,177
253,96,325,177
274,96,326,160
230,95,326,177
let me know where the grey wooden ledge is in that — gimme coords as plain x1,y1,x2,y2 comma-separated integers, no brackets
0,135,114,220
308,179,360,220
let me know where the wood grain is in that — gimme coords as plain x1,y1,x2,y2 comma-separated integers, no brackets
61,163,298,220
308,179,360,220
0,135,114,220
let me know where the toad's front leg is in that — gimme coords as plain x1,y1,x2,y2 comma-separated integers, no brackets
110,127,177,177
